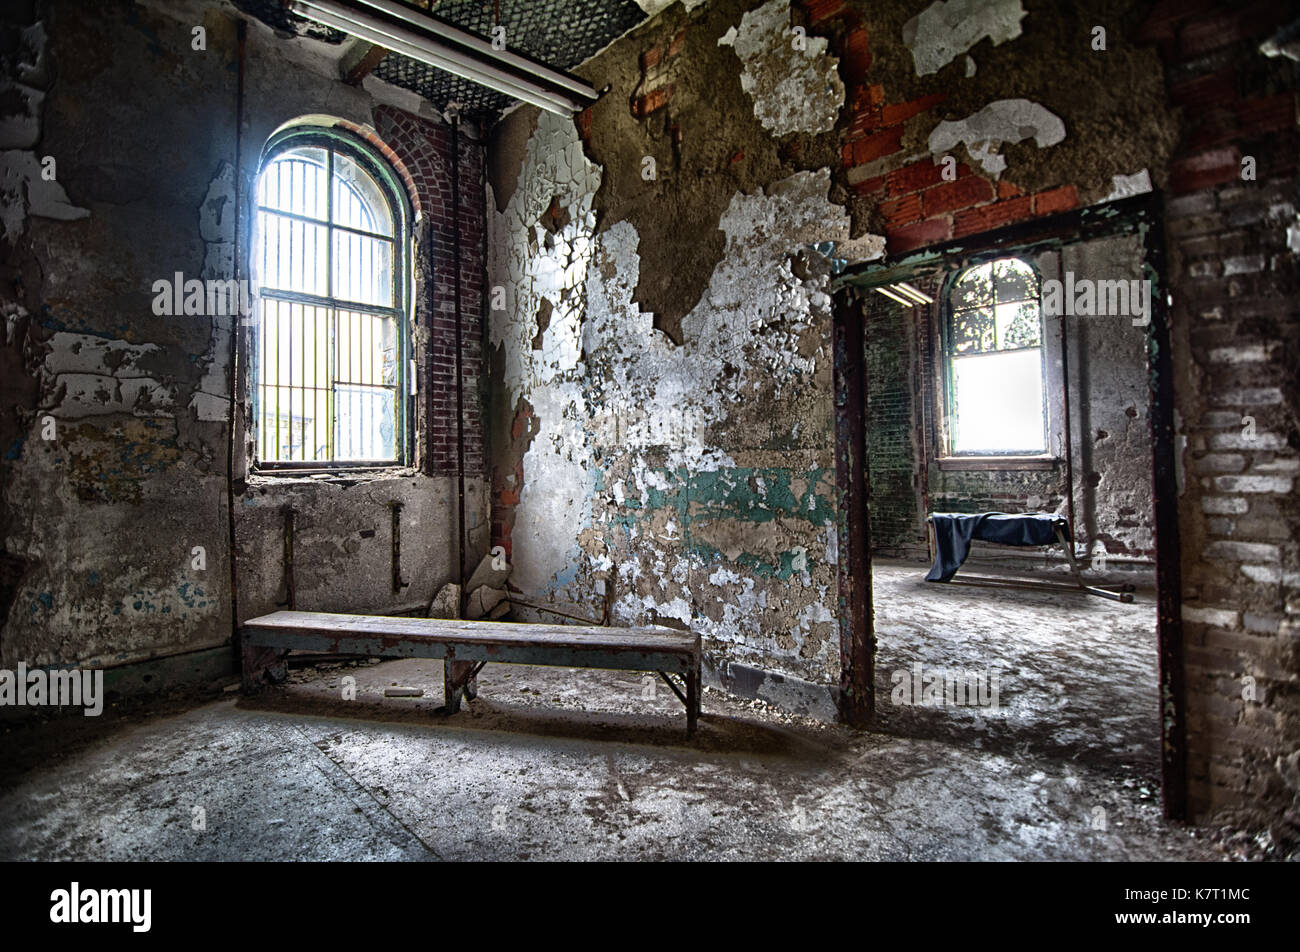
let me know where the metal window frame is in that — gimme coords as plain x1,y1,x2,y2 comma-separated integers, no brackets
939,256,1050,458
251,126,414,473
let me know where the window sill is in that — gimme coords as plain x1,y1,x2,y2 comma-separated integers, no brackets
246,466,418,486
936,456,1059,471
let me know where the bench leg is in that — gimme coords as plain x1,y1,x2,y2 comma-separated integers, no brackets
686,667,699,736
241,643,287,693
443,659,476,713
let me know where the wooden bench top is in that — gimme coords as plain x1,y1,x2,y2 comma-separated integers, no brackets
242,610,699,657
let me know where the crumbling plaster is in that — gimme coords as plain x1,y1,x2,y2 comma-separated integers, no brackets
489,108,857,684
1,1,486,670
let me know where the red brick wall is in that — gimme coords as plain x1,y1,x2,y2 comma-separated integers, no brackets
1137,1,1300,824
373,105,486,479
803,0,1300,827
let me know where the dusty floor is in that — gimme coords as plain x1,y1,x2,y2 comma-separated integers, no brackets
0,562,1244,861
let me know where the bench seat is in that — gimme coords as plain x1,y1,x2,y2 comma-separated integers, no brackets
241,610,702,733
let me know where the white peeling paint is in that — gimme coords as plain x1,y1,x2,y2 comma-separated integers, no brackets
928,98,1065,177
903,0,1026,76
1105,169,1152,201
634,0,708,16
718,0,844,136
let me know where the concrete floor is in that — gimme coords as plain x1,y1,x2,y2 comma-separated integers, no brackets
0,562,1232,861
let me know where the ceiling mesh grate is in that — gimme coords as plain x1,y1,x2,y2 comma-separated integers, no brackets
234,0,647,122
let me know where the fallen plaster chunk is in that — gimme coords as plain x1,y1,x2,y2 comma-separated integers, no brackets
718,0,845,136
903,0,1026,76
465,586,508,620
428,582,462,619
1105,169,1152,201
928,98,1065,177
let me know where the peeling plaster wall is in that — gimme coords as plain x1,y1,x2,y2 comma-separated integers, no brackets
1,1,486,671
490,114,851,686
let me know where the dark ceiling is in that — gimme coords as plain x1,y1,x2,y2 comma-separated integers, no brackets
235,0,649,121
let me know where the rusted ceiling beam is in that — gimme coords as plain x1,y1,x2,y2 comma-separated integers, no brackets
339,38,389,85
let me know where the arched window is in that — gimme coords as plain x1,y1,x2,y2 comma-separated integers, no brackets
253,128,409,468
943,257,1046,455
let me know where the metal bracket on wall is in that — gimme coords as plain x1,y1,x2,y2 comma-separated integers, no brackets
278,506,296,610
390,501,409,593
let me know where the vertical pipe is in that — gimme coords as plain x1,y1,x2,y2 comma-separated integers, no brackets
228,18,247,673
451,113,467,614
1059,309,1077,553
915,296,931,552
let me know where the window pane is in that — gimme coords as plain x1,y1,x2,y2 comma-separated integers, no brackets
332,230,393,307
992,257,1037,303
951,349,1045,454
995,300,1041,350
258,300,331,462
951,306,994,354
334,385,395,460
257,149,328,220
951,265,993,310
257,210,328,296
333,151,394,236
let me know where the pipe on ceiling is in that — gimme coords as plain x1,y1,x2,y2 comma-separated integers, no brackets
290,0,598,116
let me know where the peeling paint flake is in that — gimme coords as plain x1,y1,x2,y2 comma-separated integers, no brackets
718,0,844,136
903,0,1026,77
928,98,1065,177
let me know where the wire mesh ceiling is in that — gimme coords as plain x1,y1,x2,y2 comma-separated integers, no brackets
234,0,647,122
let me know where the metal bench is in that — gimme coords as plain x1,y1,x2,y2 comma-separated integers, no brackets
241,610,703,734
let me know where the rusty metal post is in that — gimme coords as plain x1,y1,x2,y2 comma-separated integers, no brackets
832,288,874,727
1143,208,1187,821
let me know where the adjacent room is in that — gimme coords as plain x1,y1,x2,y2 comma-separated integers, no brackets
1,0,1297,863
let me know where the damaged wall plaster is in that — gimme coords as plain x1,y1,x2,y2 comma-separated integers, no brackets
902,0,1027,77
491,82,856,683
718,0,845,136
927,98,1066,177
574,0,843,345
1,2,486,670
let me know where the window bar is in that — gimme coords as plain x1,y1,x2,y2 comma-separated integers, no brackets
326,148,336,462
295,302,303,460
275,298,282,461
260,294,267,462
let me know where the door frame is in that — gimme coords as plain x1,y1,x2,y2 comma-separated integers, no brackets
831,192,1187,820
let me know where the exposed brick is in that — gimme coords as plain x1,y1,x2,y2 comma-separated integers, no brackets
880,92,946,126
951,196,1034,237
1034,184,1079,216
852,126,904,165
886,159,945,195
850,173,886,197
922,176,994,217
840,26,872,82
886,216,951,254
880,192,923,227
803,0,846,23
1171,147,1241,193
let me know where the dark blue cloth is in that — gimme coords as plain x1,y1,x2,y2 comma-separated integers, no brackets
926,512,1067,582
